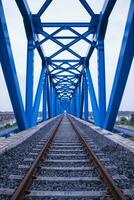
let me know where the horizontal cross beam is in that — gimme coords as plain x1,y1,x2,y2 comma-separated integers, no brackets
41,22,92,27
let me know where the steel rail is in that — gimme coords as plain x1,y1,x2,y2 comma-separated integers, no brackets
11,115,63,200
67,115,126,200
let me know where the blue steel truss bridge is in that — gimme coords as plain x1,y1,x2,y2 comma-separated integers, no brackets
0,0,133,132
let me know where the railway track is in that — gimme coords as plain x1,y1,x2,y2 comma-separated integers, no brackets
1,114,131,199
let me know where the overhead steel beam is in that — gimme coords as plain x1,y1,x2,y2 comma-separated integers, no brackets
15,0,35,39
15,0,47,64
41,22,92,27
101,0,117,19
79,0,95,17
68,27,93,45
40,30,83,59
85,0,117,62
35,27,64,48
1,0,130,132
96,0,117,40
49,60,80,63
37,0,53,17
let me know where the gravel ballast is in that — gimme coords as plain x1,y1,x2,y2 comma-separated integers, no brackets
0,115,134,200
0,117,59,189
71,116,134,199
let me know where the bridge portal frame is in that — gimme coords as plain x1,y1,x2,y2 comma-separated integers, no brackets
0,0,133,131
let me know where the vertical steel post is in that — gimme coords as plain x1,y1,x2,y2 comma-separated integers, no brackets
60,101,64,113
68,100,70,114
55,94,58,116
71,97,75,115
76,86,80,117
26,40,34,127
47,76,51,118
53,88,56,117
55,91,57,116
71,99,74,114
71,99,73,115
43,72,48,121
85,66,100,125
58,99,61,114
97,41,106,126
80,77,84,119
84,75,88,121
74,93,77,116
78,83,81,117
50,83,54,117
32,67,46,125
56,97,59,115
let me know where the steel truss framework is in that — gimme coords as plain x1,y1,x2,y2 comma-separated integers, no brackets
0,0,133,131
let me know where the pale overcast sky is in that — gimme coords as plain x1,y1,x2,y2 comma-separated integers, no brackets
0,0,133,111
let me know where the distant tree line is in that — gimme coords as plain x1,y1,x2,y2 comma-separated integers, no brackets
130,114,134,124
119,114,134,126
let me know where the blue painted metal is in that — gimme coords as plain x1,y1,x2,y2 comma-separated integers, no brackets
43,70,48,121
26,40,34,127
55,94,58,116
41,22,93,27
15,0,35,40
49,80,53,118
0,126,18,138
84,75,88,121
85,65,100,125
79,0,95,17
0,0,133,132
32,67,46,125
76,86,80,117
0,0,28,131
39,29,86,59
71,97,75,116
57,98,61,114
74,93,77,116
104,0,134,131
53,88,56,117
47,76,51,119
80,77,84,119
95,0,117,127
97,41,106,126
37,0,53,17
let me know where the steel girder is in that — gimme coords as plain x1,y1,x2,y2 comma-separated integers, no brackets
0,0,133,131
104,0,134,130
0,0,28,130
